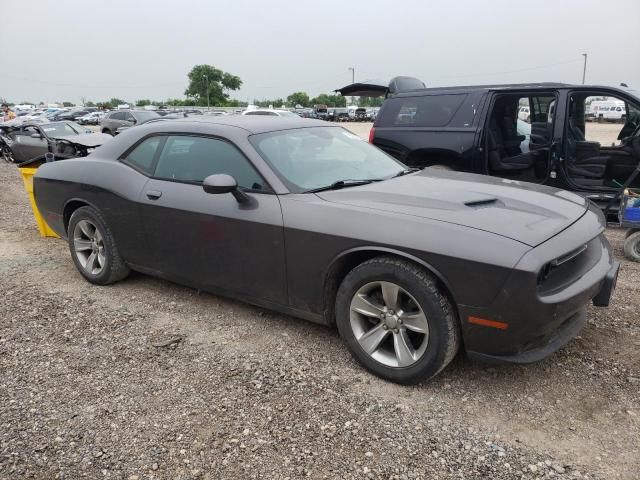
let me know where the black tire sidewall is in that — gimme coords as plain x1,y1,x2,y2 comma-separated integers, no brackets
623,231,640,262
67,207,116,285
336,260,454,384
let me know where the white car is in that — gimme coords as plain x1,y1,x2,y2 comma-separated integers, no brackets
241,109,299,117
77,111,105,125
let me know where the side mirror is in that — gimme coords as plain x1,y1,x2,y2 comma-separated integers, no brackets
30,132,42,139
203,174,249,203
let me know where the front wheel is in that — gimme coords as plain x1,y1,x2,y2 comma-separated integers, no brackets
335,256,460,384
67,206,130,285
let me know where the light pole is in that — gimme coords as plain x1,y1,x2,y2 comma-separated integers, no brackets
348,67,355,107
581,53,587,85
203,74,210,111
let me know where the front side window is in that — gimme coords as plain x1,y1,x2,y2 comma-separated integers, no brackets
250,127,404,193
153,135,266,190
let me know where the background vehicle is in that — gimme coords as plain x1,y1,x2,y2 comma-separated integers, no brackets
314,104,328,120
100,110,160,135
588,100,626,122
241,109,298,117
518,106,531,122
0,121,112,163
77,111,105,125
33,116,617,384
354,107,368,121
338,79,640,214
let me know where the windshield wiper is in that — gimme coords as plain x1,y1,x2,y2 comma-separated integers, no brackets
305,179,381,193
392,167,421,178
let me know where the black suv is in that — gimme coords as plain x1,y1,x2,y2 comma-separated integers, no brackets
337,78,640,211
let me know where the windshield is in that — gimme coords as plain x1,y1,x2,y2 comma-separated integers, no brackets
41,122,90,137
250,127,406,193
135,111,160,122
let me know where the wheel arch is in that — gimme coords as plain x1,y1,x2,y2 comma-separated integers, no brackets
63,198,100,233
322,246,459,326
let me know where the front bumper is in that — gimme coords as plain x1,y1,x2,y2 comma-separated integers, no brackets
460,204,618,363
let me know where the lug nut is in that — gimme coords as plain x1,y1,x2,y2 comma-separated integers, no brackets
393,328,399,334
383,325,388,330
397,319,403,325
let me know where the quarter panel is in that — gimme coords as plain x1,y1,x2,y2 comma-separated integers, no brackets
34,158,150,264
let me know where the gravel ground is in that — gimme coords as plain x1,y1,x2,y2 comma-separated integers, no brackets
0,157,638,479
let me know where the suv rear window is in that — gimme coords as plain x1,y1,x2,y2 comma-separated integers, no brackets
379,94,467,127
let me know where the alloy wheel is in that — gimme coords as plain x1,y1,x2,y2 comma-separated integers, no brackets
349,281,430,368
73,220,106,275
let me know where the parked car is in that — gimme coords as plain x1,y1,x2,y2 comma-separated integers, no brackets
518,106,531,122
100,110,161,135
337,78,640,214
77,111,105,125
33,116,618,384
0,121,112,163
354,107,368,122
241,109,298,117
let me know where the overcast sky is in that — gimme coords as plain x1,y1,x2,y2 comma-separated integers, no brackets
1,0,639,105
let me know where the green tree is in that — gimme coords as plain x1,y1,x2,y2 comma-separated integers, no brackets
184,64,242,107
253,98,285,108
286,92,310,108
85,101,96,107
311,93,346,107
62,101,75,107
136,99,152,107
357,96,384,107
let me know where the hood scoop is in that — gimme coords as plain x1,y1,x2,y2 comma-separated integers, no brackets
464,198,502,209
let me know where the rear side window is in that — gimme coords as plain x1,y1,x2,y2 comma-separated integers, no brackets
380,94,466,127
153,135,266,190
124,136,162,174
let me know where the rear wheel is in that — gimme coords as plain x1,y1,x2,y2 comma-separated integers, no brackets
67,206,130,285
623,230,640,262
102,128,113,135
335,256,460,384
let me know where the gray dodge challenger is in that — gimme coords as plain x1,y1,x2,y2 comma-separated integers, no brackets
33,117,619,384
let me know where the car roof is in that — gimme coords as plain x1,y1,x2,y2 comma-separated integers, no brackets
167,115,328,134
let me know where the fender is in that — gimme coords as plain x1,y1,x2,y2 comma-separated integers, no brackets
324,245,456,302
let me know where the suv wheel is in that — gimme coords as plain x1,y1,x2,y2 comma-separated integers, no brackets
335,256,460,384
68,206,130,285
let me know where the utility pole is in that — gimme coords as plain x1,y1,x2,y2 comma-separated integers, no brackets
348,67,355,107
203,74,210,111
581,53,587,85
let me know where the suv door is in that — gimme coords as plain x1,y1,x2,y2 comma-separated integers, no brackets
562,90,640,195
135,134,287,304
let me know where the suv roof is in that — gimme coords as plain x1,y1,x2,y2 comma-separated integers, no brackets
337,77,635,99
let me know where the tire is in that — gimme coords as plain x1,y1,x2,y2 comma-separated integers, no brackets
67,206,130,285
102,128,112,135
1,146,16,164
623,231,640,262
335,256,460,384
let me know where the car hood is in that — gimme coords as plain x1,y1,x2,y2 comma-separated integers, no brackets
53,132,113,147
315,170,588,247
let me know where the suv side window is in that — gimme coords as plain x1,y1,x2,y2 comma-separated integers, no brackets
381,94,466,127
153,135,266,191
111,112,125,121
123,136,163,175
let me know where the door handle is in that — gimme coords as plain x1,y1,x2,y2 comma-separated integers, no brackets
146,190,162,200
